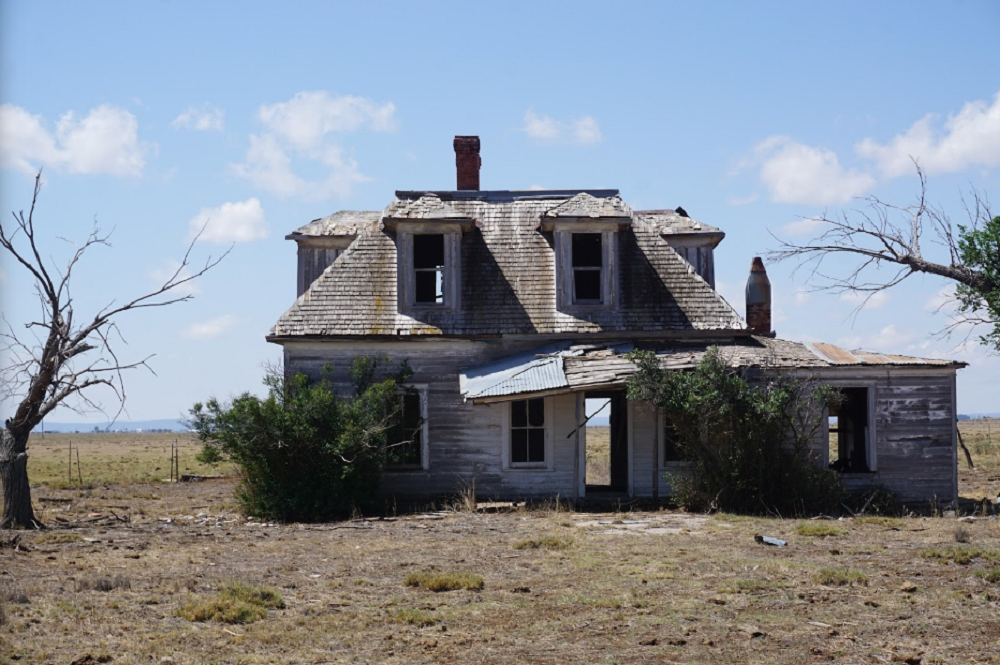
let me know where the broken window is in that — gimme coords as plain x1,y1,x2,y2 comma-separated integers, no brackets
829,387,870,473
387,392,424,467
511,398,545,464
571,233,603,303
413,234,445,304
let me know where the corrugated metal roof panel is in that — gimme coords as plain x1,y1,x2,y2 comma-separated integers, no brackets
460,342,574,400
805,342,962,367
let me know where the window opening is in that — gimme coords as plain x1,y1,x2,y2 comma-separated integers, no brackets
829,387,869,473
511,398,545,464
413,234,445,304
662,414,686,463
572,233,603,303
387,392,423,466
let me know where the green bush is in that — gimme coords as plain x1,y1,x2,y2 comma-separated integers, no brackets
627,347,844,516
190,356,413,521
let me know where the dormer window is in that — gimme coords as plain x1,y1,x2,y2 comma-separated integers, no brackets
539,192,630,311
572,233,604,303
413,234,445,304
550,227,620,309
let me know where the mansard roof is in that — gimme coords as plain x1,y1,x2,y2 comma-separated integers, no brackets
269,189,745,340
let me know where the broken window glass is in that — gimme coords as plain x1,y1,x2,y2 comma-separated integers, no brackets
413,234,445,304
511,397,545,464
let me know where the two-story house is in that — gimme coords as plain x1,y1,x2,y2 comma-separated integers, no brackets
268,136,965,505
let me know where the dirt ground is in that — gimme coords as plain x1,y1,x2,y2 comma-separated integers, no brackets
2,425,1000,664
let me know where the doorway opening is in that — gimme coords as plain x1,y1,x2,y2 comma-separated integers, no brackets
584,391,628,492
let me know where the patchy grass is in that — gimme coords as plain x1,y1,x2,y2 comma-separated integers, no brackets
921,545,1000,565
33,531,83,545
176,583,283,624
795,522,847,537
391,608,439,626
514,535,573,550
976,568,1000,584
4,431,1000,665
404,571,484,592
75,574,131,592
854,516,904,528
814,568,869,587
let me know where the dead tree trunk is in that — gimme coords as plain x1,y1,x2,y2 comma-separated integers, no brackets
0,428,39,529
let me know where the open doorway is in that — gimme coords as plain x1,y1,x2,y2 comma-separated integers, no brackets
584,391,628,492
829,387,870,473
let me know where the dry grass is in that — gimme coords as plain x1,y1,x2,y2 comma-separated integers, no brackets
514,534,573,550
24,431,233,486
404,571,485,592
176,583,284,624
2,430,1000,663
794,522,847,537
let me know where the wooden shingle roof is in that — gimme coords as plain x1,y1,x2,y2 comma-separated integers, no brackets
269,190,745,339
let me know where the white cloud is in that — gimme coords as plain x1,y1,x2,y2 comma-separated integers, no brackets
232,91,389,200
753,136,875,205
523,110,602,145
188,198,268,244
571,116,602,144
258,91,395,151
924,284,958,313
231,134,367,200
150,261,201,297
181,314,238,340
0,103,149,177
781,216,825,236
838,324,914,352
855,90,1000,177
838,290,889,310
172,104,224,131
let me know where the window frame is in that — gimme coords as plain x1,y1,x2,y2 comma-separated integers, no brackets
553,226,618,310
397,229,462,313
658,409,694,470
501,397,554,470
384,384,430,471
826,384,877,474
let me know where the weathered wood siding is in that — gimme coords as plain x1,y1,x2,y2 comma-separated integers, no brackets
823,369,958,504
285,342,958,504
284,339,580,501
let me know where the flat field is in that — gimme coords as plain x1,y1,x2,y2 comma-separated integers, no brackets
0,424,998,664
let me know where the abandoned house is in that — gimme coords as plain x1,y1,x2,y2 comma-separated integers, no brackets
268,136,966,505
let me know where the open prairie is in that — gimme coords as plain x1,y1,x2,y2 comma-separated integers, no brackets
1,423,999,664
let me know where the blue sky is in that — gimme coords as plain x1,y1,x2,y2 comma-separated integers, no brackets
1,0,998,422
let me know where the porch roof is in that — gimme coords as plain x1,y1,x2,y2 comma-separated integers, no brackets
458,337,965,403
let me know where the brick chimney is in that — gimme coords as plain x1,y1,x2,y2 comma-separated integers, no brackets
453,136,481,190
745,256,773,336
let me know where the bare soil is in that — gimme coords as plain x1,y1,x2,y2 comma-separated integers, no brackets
1,425,999,664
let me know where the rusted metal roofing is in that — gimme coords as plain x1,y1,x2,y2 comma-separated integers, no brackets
805,342,966,367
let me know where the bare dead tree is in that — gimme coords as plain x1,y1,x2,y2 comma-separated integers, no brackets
1,172,228,528
768,165,997,348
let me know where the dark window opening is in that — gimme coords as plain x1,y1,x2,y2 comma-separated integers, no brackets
829,387,869,473
413,234,445,304
511,398,545,464
571,233,603,302
387,392,422,466
662,414,688,463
